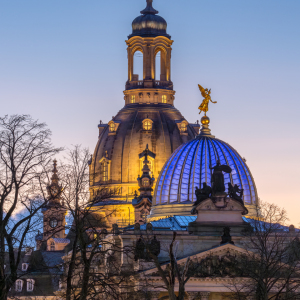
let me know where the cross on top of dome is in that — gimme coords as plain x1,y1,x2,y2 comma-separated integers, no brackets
141,0,159,15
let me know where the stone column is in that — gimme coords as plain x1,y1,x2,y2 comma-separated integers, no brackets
199,292,210,300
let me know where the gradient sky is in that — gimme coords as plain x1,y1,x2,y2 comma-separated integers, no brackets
1,0,300,225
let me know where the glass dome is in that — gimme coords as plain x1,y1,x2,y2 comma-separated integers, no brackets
154,135,258,206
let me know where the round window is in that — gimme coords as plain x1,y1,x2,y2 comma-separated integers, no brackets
49,218,58,228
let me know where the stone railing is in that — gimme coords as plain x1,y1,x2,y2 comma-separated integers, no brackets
126,80,144,89
126,80,173,90
155,80,173,89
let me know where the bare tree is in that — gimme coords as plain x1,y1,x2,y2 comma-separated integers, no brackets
57,145,134,300
135,231,193,300
227,202,300,300
0,115,61,300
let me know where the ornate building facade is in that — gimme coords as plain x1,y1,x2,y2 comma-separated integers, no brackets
88,0,199,211
9,1,283,300
88,0,258,227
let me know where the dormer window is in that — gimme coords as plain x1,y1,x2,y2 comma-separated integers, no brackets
27,279,35,292
142,119,153,131
108,120,120,135
177,120,188,135
109,122,115,132
22,263,29,271
131,95,135,103
180,122,187,132
162,95,167,103
15,280,23,292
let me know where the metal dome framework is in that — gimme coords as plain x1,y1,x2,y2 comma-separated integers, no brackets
154,136,258,206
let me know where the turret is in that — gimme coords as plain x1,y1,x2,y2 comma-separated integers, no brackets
124,0,175,105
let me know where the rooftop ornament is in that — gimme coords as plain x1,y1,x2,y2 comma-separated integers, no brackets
198,84,217,117
197,84,217,137
141,0,159,15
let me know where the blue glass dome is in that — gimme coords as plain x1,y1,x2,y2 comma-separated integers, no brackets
154,134,258,206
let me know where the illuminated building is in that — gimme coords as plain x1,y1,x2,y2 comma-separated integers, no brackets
88,0,258,226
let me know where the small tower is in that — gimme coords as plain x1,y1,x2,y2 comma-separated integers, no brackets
124,0,175,105
36,160,68,251
133,145,155,224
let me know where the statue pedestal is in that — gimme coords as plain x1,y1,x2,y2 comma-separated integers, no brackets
188,197,249,235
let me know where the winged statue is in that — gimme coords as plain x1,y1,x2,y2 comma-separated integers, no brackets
198,84,217,116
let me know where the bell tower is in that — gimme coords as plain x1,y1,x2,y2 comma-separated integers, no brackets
124,0,175,106
42,161,66,241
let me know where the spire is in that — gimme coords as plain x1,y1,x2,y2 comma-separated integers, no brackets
137,145,155,198
140,0,158,15
51,159,59,185
47,159,63,206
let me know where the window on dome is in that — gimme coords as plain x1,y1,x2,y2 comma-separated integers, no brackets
131,95,135,103
109,122,115,132
101,161,108,182
162,95,167,103
144,120,152,131
180,122,187,132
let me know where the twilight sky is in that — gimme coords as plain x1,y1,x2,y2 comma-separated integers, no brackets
1,0,300,225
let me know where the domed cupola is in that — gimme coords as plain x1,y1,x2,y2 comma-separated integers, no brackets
129,0,170,39
148,113,259,221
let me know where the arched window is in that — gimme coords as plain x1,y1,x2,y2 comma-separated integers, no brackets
22,263,28,271
15,280,23,292
109,122,115,132
162,95,167,103
101,161,108,182
133,50,143,81
155,50,161,80
131,95,135,103
155,49,167,82
27,279,35,292
143,120,152,131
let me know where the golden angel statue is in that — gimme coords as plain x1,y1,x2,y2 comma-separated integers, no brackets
198,84,217,115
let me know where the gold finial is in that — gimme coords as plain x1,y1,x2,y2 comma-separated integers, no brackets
201,116,210,125
198,84,217,116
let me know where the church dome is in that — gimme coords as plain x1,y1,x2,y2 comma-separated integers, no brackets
89,104,198,201
128,0,170,39
149,118,258,220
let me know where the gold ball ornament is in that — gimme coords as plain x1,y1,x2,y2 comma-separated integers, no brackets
201,116,210,125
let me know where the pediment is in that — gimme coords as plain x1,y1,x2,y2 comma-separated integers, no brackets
143,243,250,275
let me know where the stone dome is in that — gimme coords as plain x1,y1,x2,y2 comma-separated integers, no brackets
128,0,170,39
149,121,258,220
89,104,198,200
